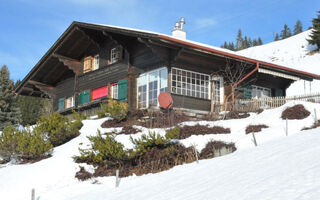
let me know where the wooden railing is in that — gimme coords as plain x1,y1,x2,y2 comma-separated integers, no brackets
229,93,320,112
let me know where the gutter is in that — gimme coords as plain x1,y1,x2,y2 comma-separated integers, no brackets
157,35,320,80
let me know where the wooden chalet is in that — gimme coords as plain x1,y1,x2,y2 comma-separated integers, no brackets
16,19,320,115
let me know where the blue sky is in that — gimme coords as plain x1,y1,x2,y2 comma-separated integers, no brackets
0,0,319,81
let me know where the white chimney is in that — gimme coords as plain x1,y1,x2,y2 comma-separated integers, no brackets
171,17,186,40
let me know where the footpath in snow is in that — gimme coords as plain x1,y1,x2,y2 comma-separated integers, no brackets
0,101,319,200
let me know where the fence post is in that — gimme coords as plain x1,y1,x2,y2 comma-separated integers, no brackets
115,169,119,188
315,109,318,123
31,189,35,200
252,132,257,146
193,145,199,164
286,118,288,136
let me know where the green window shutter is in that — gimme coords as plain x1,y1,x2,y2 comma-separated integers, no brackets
118,79,127,102
244,86,252,99
79,90,91,105
58,98,65,110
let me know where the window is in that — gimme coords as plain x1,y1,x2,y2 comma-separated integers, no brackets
111,83,118,99
93,55,99,70
171,68,210,100
65,96,74,109
251,85,271,98
212,77,221,104
110,46,122,64
137,67,168,108
83,56,93,73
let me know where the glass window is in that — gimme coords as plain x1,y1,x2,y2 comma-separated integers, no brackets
93,55,99,70
251,85,271,98
110,47,121,64
65,96,74,109
111,83,118,99
137,67,168,108
171,67,210,100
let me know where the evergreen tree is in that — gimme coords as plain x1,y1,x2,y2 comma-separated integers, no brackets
243,36,249,49
274,33,280,41
252,39,258,46
307,11,320,50
0,65,21,130
280,24,292,39
229,42,235,51
236,29,243,50
248,37,253,47
223,41,228,49
293,20,303,35
258,37,263,45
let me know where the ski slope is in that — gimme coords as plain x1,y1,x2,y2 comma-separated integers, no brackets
239,30,320,96
0,101,320,200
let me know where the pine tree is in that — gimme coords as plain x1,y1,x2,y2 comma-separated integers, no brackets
15,80,52,126
307,11,320,50
280,24,292,39
243,36,249,49
236,29,243,50
0,65,21,130
223,41,228,48
274,33,280,41
293,20,303,35
229,42,235,51
252,39,258,46
258,37,263,45
248,37,253,47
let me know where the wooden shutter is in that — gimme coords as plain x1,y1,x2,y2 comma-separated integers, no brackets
92,86,108,100
58,97,65,110
78,90,91,105
83,56,93,73
118,79,127,102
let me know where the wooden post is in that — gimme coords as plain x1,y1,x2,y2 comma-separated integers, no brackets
252,132,257,146
193,145,199,163
31,188,35,200
115,169,119,188
286,118,288,136
315,109,318,123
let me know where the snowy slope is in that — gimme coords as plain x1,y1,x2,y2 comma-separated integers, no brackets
238,30,320,96
0,101,320,200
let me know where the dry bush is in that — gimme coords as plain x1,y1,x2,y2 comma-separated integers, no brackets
200,141,236,159
281,104,310,120
179,125,230,139
245,124,269,134
225,111,250,119
75,166,93,181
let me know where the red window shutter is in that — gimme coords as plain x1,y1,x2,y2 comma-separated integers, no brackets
92,86,108,100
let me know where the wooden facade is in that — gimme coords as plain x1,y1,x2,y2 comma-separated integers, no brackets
16,22,320,115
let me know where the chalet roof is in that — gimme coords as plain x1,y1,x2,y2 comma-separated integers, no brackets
16,21,320,96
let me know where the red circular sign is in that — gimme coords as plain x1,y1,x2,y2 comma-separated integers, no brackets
158,92,173,109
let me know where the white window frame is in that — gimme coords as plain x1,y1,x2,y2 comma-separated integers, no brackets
65,96,74,109
93,54,99,70
212,76,224,104
136,67,168,108
171,67,211,100
110,47,121,64
111,83,118,99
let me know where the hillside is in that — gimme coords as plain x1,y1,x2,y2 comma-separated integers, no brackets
0,101,320,200
238,30,320,96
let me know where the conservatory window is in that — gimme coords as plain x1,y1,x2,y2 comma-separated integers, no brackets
251,85,271,98
171,67,210,100
137,67,168,108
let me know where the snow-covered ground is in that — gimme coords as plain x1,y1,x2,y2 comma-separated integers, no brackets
0,101,320,200
239,30,320,96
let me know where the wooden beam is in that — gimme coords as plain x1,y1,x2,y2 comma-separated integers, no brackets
137,37,165,63
53,53,81,75
28,80,55,98
76,27,100,49
169,47,183,65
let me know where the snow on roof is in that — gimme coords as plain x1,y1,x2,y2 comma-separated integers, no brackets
92,23,319,79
